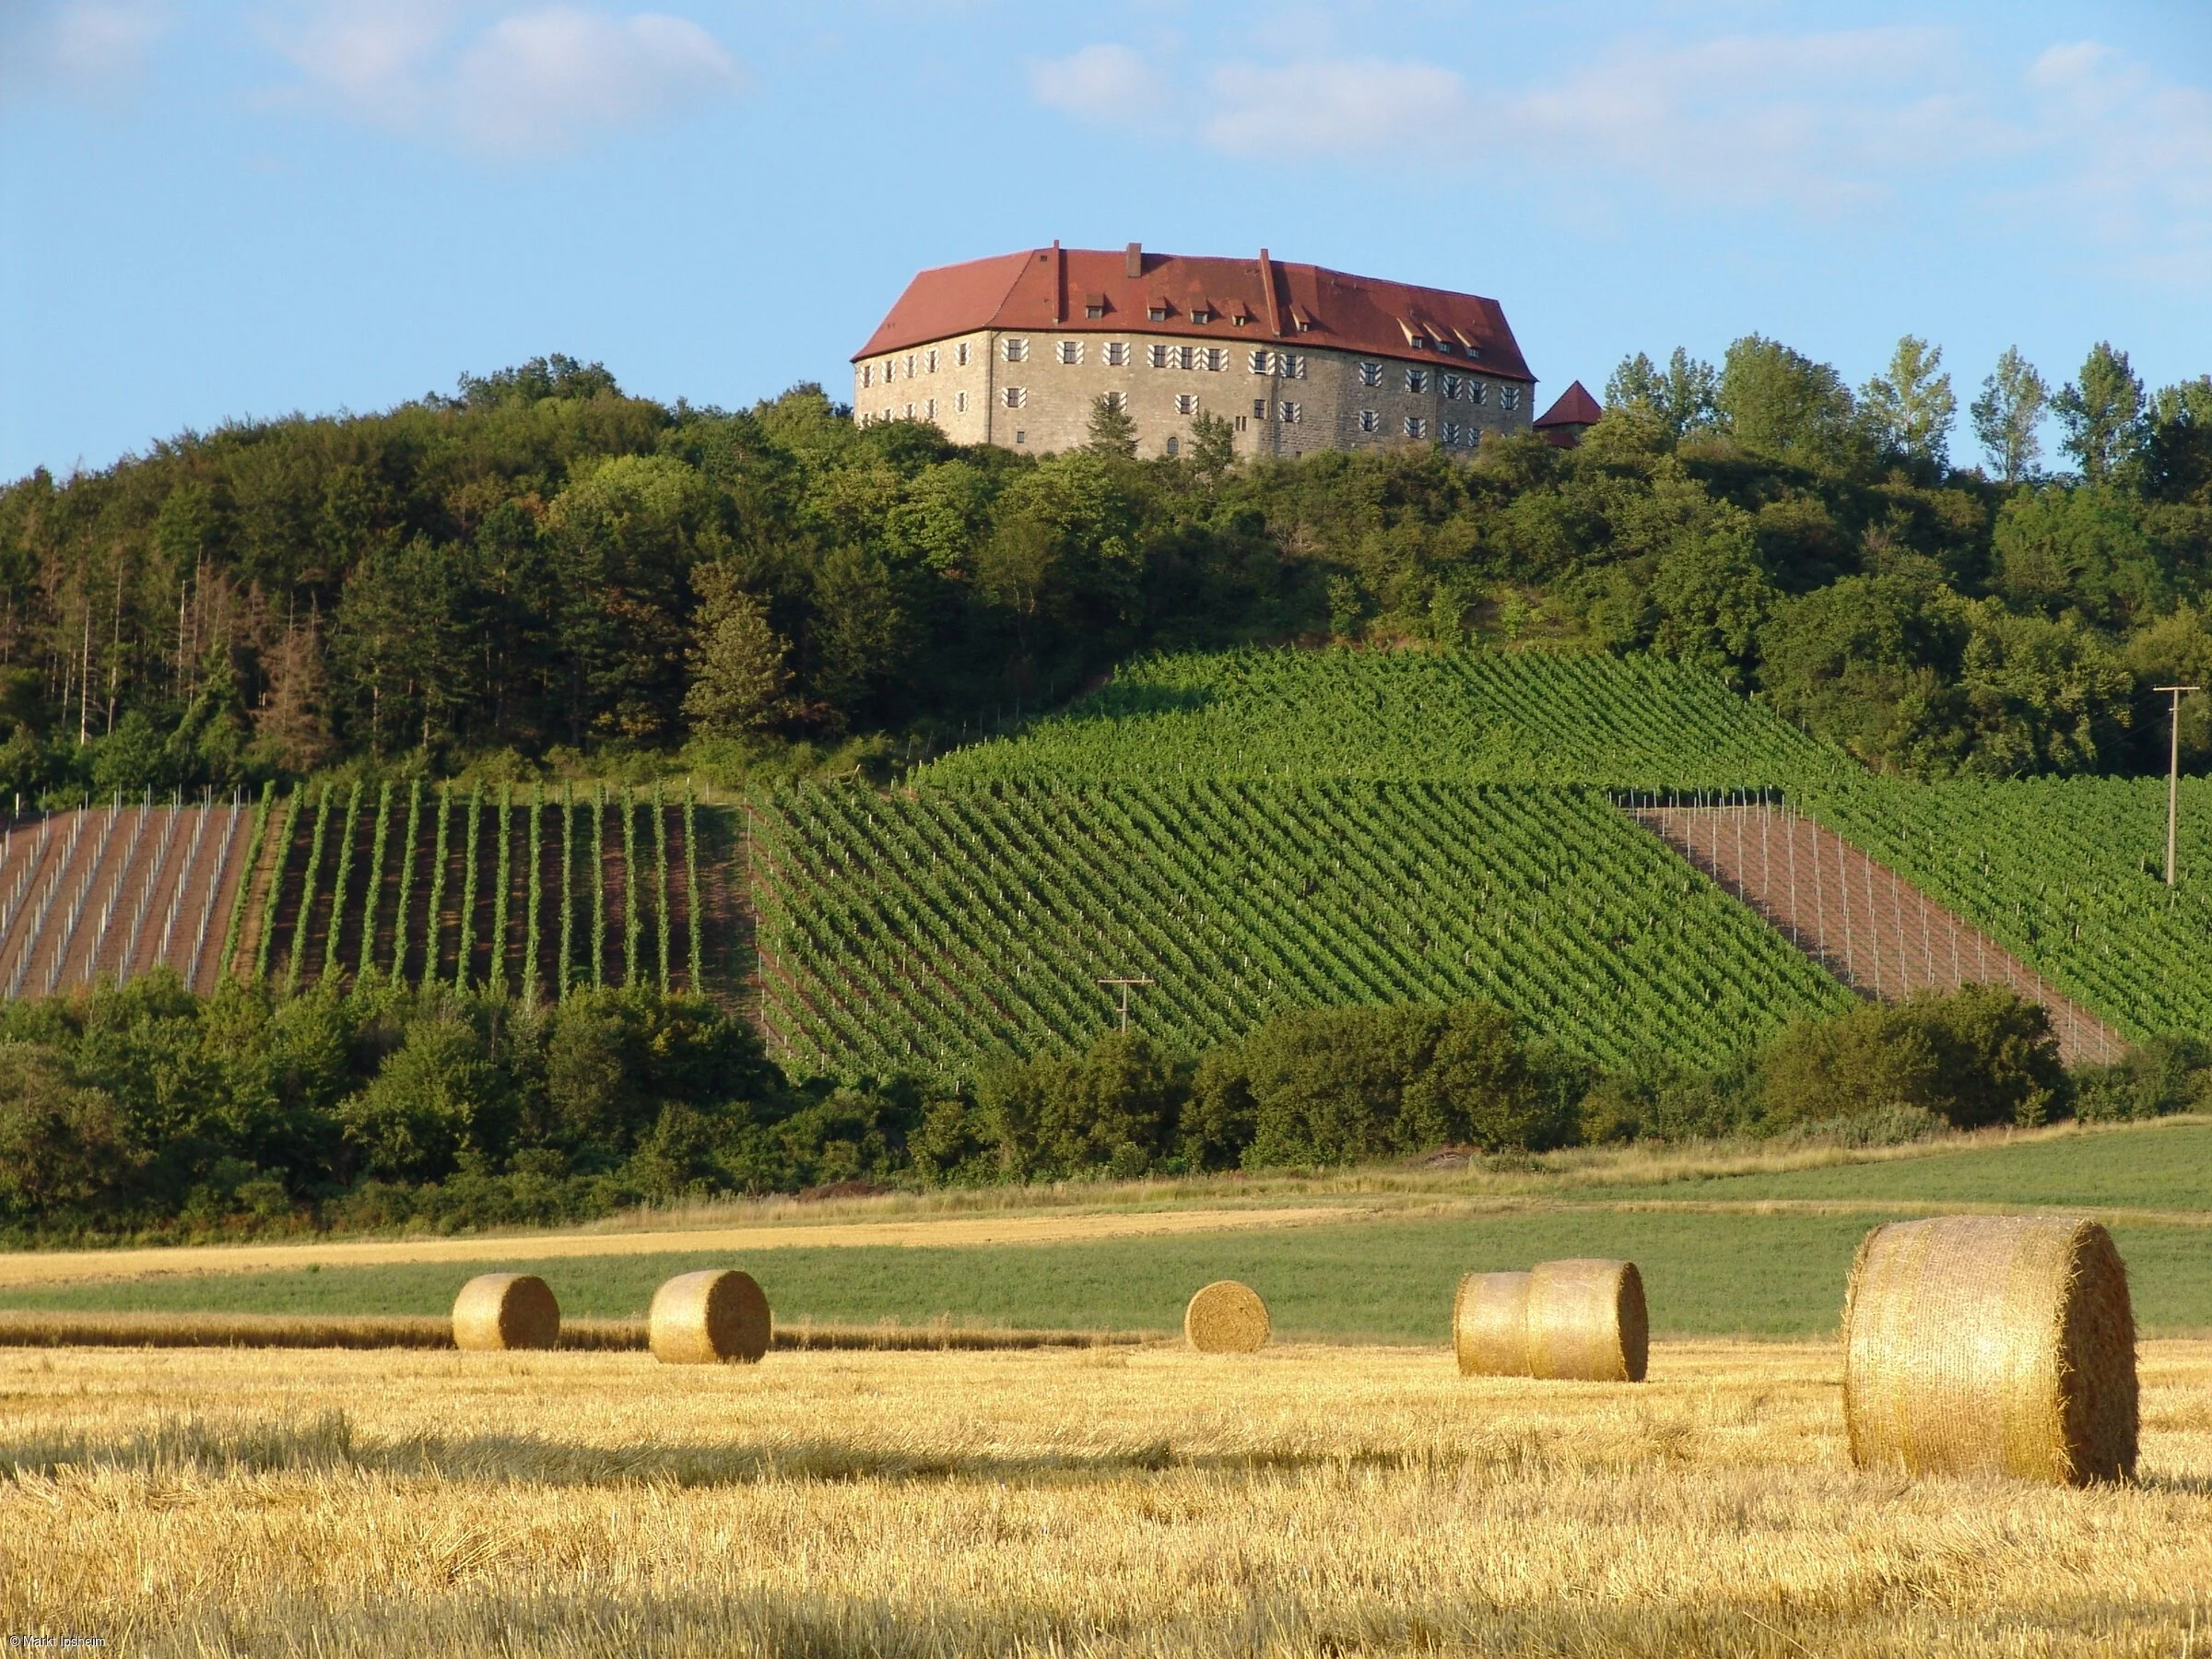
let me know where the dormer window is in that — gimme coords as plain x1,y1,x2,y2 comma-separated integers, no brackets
1147,305,1170,323
1190,307,1212,325
1084,292,1108,320
1407,335,1428,351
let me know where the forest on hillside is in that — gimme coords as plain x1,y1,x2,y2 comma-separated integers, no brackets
1,337,2207,799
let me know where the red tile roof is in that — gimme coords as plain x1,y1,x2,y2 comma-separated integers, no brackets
1534,381,1604,429
853,243,1535,382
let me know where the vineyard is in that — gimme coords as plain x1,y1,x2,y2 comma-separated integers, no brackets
750,781,1853,1078
916,648,1839,790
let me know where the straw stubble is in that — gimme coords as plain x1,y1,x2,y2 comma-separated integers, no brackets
1842,1214,2136,1484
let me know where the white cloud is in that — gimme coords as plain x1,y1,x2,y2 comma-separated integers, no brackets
268,1,742,155
0,0,165,93
453,8,738,154
1030,43,1163,120
1205,56,1466,157
2022,41,2212,275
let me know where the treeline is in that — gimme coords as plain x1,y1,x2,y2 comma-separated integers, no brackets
0,974,2194,1242
0,341,2208,796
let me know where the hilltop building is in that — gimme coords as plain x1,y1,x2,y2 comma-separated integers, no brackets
1534,381,1605,449
852,242,1537,460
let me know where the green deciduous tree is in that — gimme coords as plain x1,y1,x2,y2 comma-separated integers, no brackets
1606,347,1718,440
1860,336,1956,470
1971,347,2049,483
2054,342,2147,486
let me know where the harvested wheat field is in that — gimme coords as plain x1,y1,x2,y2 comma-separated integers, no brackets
4,1340,2212,1655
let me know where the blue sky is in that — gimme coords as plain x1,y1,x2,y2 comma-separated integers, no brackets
2,1,2206,482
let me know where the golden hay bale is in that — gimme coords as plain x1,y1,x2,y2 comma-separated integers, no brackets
1842,1215,2136,1485
649,1269,771,1365
1525,1258,1648,1382
1184,1280,1269,1352
451,1273,560,1352
1453,1270,1533,1376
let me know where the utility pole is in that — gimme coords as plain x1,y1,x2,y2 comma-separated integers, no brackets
1097,975,1154,1033
2157,686,2201,886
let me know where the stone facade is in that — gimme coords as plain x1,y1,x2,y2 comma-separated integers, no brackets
853,329,1531,459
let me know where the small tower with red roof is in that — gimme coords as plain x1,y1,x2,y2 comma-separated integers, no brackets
1533,381,1604,449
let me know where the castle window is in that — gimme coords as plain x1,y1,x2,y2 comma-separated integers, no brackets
1176,393,1199,416
1280,400,1302,424
1190,308,1212,324
1234,414,1248,430
1058,340,1083,365
926,348,939,372
1147,344,1169,369
1279,353,1305,380
1406,368,1428,394
1103,341,1129,367
1467,380,1487,406
1102,390,1127,412
925,397,936,419
957,342,971,367
1175,345,1195,371
1147,304,1170,322
1359,361,1382,388
1003,338,1027,362
1015,429,1026,444
903,403,915,418
1359,409,1378,433
1442,374,1463,401
955,391,968,412
862,364,873,388
1502,385,1521,411
1405,415,1426,438
1442,420,1462,445
1004,386,1026,408
1248,349,1272,375
1253,398,1268,419
1166,435,1180,456
905,354,917,377
1204,347,1226,371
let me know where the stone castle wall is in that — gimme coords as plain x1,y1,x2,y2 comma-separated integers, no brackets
853,329,1531,458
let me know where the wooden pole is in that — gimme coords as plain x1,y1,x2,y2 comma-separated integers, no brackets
2157,687,2199,886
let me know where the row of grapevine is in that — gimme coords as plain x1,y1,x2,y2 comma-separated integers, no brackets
749,781,1853,1080
246,785,715,1000
1803,773,2212,1041
917,647,1842,792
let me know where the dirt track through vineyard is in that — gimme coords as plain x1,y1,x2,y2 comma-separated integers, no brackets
1632,803,2124,1065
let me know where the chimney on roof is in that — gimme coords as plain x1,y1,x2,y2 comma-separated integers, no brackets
1258,247,1283,337
1053,239,1065,325
1124,241,1143,279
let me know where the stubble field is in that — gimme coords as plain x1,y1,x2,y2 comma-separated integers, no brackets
4,1338,2211,1656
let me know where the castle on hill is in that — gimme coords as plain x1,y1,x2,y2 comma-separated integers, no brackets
853,241,1600,460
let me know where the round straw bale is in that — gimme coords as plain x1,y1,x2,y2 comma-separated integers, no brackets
649,1269,771,1365
1453,1270,1533,1376
1842,1214,2136,1484
1525,1258,1647,1382
451,1273,560,1351
1184,1280,1269,1352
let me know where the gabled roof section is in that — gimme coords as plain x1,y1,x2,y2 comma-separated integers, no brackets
1534,381,1605,429
853,244,1535,381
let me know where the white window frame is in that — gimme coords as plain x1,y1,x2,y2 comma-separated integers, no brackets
862,364,873,388
1405,415,1426,438
957,342,971,367
1467,380,1487,407
1147,344,1169,369
1204,347,1226,371
1443,420,1462,445
1359,361,1382,388
955,390,968,413
926,348,939,373
1101,389,1127,413
1406,368,1428,394
903,402,914,419
1004,386,1026,408
1103,341,1129,367
1359,408,1379,434
1249,349,1272,375
1279,353,1305,380
925,397,936,419
1502,384,1521,411
1280,400,1302,425
1442,374,1463,401
1058,339,1083,365
1003,338,1027,363
1175,393,1199,416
